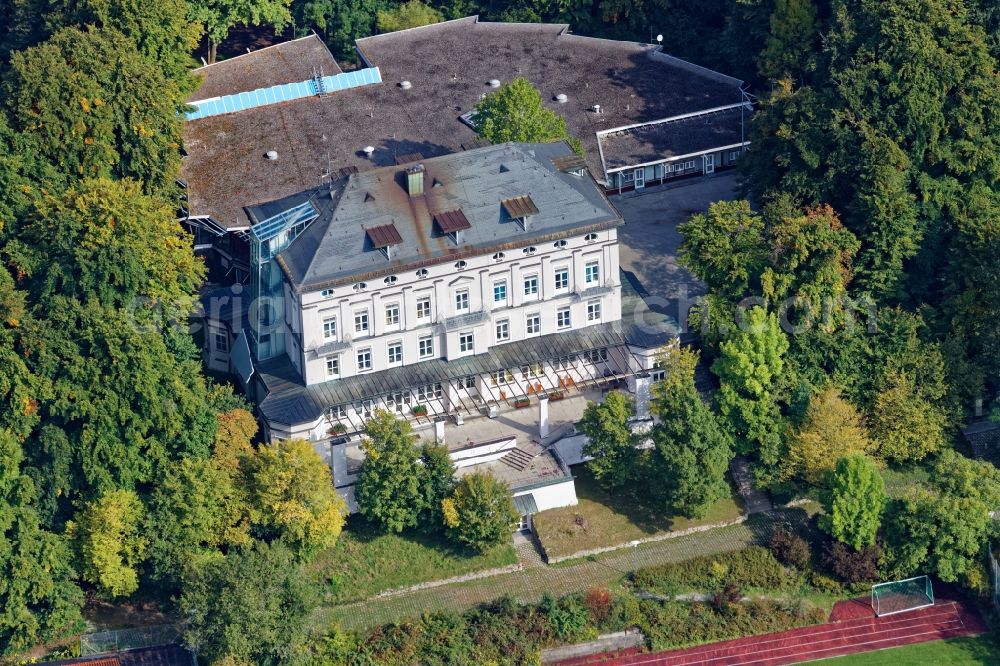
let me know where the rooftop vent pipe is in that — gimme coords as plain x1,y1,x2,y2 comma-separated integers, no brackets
555,93,568,103
592,104,602,113
488,79,501,88
265,150,278,160
400,80,412,89
363,146,375,158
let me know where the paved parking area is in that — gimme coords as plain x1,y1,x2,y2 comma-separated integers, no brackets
613,173,739,336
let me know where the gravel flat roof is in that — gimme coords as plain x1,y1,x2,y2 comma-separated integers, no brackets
181,17,743,229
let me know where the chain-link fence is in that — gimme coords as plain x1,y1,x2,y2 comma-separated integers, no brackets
989,544,1000,610
79,624,181,656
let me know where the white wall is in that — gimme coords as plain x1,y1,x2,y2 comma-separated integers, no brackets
293,229,622,387
518,479,578,514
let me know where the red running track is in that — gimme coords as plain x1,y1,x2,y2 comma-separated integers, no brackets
554,599,987,666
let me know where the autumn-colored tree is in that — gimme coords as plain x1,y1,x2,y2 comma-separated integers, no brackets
213,408,258,474
869,371,946,462
70,489,147,598
785,388,873,485
376,0,442,32
241,439,345,558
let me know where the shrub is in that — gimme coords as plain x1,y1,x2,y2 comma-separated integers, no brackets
823,541,881,584
769,529,812,570
545,597,592,642
632,546,787,593
711,581,743,612
583,586,613,625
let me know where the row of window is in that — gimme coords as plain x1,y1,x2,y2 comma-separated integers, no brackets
320,262,602,342
323,302,603,379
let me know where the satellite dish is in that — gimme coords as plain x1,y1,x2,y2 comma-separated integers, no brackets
656,34,663,43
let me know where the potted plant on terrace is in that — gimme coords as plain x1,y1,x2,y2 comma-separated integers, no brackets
514,396,530,409
412,404,428,417
327,423,348,437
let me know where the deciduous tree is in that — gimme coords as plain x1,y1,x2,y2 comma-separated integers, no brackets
376,0,442,32
472,77,581,153
785,388,873,485
869,370,946,462
179,542,315,664
70,489,147,598
188,0,292,63
820,455,885,550
5,27,188,192
581,391,640,495
417,442,455,530
356,410,424,532
442,472,518,552
0,429,83,655
241,439,345,558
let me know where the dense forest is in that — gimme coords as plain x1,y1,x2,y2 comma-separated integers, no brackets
0,0,999,662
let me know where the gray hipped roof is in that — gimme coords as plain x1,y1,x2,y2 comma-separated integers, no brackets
267,142,622,292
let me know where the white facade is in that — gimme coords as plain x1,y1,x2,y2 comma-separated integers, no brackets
287,231,621,376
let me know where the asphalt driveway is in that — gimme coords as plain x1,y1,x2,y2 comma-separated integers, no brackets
613,173,739,337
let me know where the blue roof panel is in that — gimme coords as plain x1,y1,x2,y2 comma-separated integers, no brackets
186,66,382,121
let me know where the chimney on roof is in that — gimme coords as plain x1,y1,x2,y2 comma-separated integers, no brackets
406,164,425,197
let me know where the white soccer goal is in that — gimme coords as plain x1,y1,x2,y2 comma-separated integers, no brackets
871,575,935,617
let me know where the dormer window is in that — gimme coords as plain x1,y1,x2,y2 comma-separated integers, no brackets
501,195,539,230
554,240,568,249
384,275,398,285
416,268,429,278
584,233,598,243
522,246,537,255
434,208,471,245
353,282,368,292
366,223,403,259
455,260,468,270
492,252,505,262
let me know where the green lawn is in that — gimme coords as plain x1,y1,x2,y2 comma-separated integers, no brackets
880,464,932,499
812,635,1000,664
532,466,745,559
306,516,517,604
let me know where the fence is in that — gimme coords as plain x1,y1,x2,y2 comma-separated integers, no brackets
79,623,181,656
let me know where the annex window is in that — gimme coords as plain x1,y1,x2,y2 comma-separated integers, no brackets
495,319,510,341
585,261,600,285
491,369,513,385
587,300,602,322
354,309,370,334
521,362,543,378
384,303,400,327
418,335,434,358
557,307,571,330
387,342,403,365
459,375,476,390
554,267,569,291
417,383,443,401
455,289,470,312
459,332,474,353
416,296,431,320
322,316,337,340
214,332,228,352
493,280,507,304
325,404,345,420
326,356,340,378
523,274,539,298
584,348,609,364
526,313,541,335
356,348,372,371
